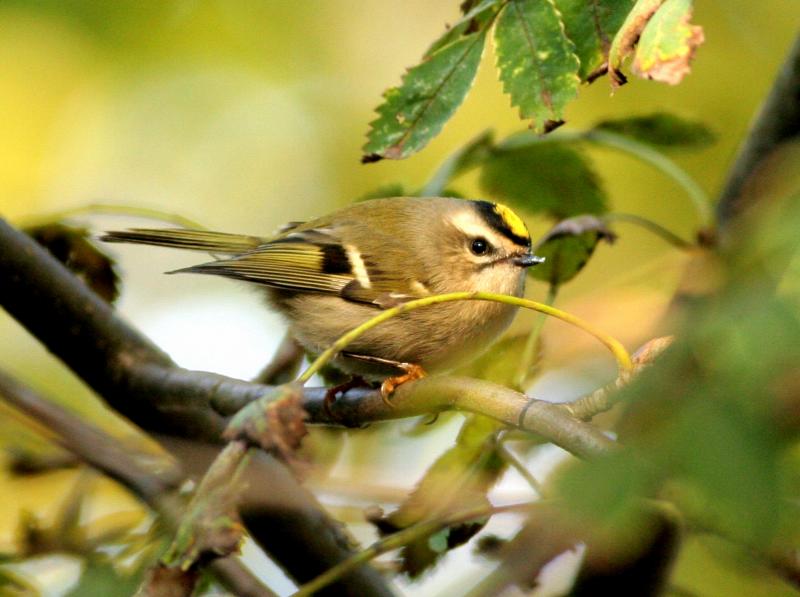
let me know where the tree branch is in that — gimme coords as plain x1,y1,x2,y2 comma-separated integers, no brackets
0,369,274,597
0,218,394,597
716,33,800,232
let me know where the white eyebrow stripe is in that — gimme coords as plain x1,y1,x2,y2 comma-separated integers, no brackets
449,211,505,247
345,244,371,288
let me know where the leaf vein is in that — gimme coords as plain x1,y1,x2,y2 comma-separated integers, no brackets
387,32,487,155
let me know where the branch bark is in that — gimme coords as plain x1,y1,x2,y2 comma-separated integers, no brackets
0,369,273,597
716,33,800,233
0,218,394,597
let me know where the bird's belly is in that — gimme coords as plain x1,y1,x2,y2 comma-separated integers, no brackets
272,291,517,378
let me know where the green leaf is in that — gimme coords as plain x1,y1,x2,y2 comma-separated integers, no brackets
632,0,704,85
612,290,800,547
494,0,580,132
530,215,616,286
66,560,141,597
425,0,502,57
594,112,715,149
460,333,533,386
363,26,490,162
371,415,505,577
479,137,608,219
553,0,634,81
419,129,495,195
356,183,408,201
608,0,665,87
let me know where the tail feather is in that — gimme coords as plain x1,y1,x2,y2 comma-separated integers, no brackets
100,228,264,254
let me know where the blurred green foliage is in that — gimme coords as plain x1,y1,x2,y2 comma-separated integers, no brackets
0,0,799,595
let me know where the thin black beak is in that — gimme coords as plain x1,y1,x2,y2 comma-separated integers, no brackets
512,253,545,267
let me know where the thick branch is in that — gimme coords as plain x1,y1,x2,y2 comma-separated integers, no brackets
0,217,222,438
0,219,393,597
0,370,273,597
716,33,800,231
301,376,617,460
132,366,617,460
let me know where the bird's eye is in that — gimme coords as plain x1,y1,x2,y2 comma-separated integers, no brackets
470,237,490,256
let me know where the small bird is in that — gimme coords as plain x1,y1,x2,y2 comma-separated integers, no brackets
102,197,542,390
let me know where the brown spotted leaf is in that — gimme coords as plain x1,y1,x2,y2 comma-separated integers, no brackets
161,442,250,573
607,0,665,87
554,0,635,81
632,0,704,85
494,0,581,132
223,383,308,466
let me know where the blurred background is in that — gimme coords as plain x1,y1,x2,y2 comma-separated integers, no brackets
1,1,798,595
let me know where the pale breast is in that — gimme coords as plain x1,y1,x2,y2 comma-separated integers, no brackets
270,289,519,378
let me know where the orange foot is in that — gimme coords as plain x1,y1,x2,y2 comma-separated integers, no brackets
323,376,368,420
380,363,426,407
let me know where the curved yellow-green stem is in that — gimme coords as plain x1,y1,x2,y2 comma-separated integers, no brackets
298,291,632,383
17,203,207,231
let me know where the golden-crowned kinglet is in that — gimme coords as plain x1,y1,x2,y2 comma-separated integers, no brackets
103,197,543,380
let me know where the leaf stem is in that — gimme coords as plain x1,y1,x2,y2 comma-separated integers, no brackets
604,212,694,249
514,285,559,390
584,129,712,225
297,291,632,384
17,203,207,230
494,129,713,226
496,441,542,495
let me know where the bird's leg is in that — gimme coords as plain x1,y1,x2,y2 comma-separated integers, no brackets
323,375,369,419
342,353,427,407
380,362,426,405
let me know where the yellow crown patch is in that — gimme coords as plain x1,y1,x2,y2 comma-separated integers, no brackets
493,203,529,240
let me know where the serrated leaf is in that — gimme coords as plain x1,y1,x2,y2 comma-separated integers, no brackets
363,26,489,162
608,0,665,87
530,215,616,286
479,137,608,219
25,223,120,303
594,112,715,148
494,0,580,132
426,0,502,57
554,0,634,81
632,0,704,85
372,415,504,577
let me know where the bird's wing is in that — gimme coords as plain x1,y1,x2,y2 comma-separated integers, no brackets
172,227,429,307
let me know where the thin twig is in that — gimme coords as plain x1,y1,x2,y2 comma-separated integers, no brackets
299,291,632,383
515,285,559,391
293,502,535,597
17,203,208,231
253,332,304,385
604,212,694,249
496,442,542,495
